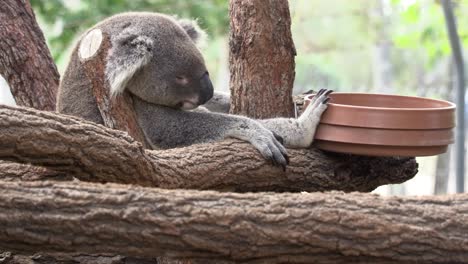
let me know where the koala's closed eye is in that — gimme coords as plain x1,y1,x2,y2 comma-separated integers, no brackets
175,76,189,85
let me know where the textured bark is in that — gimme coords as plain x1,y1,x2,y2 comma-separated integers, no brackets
0,251,157,264
2,180,468,263
81,33,151,148
0,105,418,192
0,161,70,182
0,0,59,110
229,0,295,118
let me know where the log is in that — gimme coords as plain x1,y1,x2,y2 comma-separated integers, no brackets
0,105,417,192
0,0,59,110
1,180,467,263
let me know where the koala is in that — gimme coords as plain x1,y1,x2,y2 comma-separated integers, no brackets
57,12,331,169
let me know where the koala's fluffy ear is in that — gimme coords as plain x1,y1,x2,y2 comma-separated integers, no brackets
105,29,153,97
177,19,207,47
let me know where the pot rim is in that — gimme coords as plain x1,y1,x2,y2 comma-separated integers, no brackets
305,93,456,111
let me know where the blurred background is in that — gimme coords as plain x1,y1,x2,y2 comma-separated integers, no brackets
0,0,466,195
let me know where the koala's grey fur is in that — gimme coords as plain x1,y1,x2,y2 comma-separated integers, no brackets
57,12,330,168
201,91,230,113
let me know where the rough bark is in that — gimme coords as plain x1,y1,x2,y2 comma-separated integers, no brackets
2,180,468,263
229,0,295,118
0,251,158,264
81,32,151,148
0,161,70,182
0,0,59,110
0,105,418,192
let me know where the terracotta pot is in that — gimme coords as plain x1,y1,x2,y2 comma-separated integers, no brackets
304,93,456,157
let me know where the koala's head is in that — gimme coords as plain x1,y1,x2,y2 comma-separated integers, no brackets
101,12,213,110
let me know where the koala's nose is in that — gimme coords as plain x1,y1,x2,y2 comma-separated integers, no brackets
199,72,214,104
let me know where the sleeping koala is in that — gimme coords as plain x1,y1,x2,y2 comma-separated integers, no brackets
57,12,331,169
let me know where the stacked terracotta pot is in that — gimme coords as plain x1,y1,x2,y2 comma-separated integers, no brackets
305,93,456,157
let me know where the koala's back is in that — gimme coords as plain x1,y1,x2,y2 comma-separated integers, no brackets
56,12,183,124
57,45,104,124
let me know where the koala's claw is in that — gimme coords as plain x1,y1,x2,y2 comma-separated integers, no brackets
307,88,329,106
323,89,333,97
273,132,284,145
251,133,289,170
284,153,290,164
271,137,289,170
316,88,326,96
313,89,333,107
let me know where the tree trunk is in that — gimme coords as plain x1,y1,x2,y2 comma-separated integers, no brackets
0,105,418,192
1,180,468,264
434,62,454,195
229,0,295,118
434,149,451,194
0,0,59,110
442,0,466,193
371,0,394,94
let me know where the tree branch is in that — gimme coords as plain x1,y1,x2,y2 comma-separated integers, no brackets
0,161,70,182
0,0,59,110
1,180,467,263
0,105,417,192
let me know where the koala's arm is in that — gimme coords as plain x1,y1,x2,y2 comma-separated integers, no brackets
202,91,230,113
133,97,289,167
193,90,331,150
200,91,331,151
258,89,332,148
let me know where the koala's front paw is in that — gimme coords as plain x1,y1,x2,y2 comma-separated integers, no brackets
250,130,290,171
288,89,333,148
308,88,332,114
299,89,332,124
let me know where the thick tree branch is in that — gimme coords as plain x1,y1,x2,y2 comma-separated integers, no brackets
1,180,467,263
0,0,59,110
0,105,417,192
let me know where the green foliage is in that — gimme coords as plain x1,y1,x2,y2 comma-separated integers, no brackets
290,0,374,92
31,0,228,63
31,0,465,98
289,0,467,96
393,0,468,66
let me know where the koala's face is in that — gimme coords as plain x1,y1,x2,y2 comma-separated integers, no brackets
104,13,214,110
